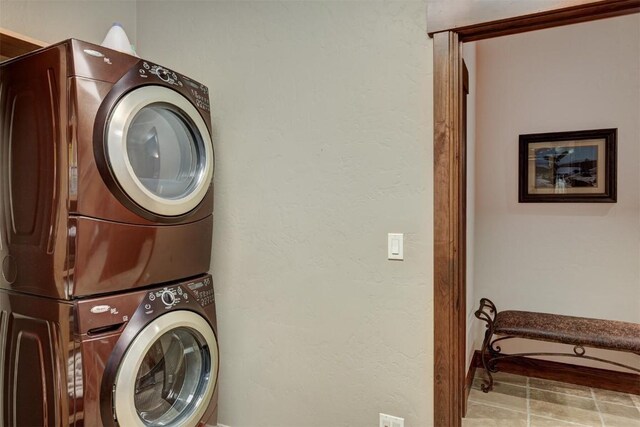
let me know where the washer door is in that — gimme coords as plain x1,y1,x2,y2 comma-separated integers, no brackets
106,86,213,216
113,311,218,426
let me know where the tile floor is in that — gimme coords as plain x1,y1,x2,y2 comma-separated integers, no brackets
463,369,640,427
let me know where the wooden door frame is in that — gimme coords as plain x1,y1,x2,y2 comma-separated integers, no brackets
431,2,640,426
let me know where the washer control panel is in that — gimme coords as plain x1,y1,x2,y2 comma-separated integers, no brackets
186,276,215,307
142,276,214,315
148,285,189,311
161,290,176,306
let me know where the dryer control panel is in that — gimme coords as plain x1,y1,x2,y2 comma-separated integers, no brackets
139,61,182,87
137,61,211,112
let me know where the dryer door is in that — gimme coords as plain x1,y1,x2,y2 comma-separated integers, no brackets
106,86,213,217
113,311,218,426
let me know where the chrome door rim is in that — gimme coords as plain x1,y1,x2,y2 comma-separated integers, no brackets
106,86,213,216
113,311,218,427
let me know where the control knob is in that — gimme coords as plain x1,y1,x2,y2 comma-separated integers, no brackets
156,67,171,82
161,290,176,306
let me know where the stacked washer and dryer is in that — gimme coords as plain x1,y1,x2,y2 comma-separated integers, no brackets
0,39,219,426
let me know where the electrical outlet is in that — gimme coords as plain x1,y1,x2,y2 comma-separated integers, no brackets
379,413,404,427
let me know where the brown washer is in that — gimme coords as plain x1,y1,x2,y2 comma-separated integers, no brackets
0,274,219,427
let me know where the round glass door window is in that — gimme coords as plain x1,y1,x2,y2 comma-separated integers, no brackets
126,106,201,200
106,86,214,217
134,327,208,425
114,311,218,427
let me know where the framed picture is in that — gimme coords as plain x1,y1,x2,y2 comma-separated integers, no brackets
518,128,617,203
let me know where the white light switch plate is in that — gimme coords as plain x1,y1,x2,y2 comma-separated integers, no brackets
388,233,404,260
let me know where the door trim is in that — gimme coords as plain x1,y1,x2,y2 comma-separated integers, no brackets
433,30,465,426
431,2,640,426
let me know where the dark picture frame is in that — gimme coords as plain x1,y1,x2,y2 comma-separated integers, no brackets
518,129,617,203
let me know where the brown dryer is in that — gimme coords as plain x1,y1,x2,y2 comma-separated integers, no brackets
0,39,215,299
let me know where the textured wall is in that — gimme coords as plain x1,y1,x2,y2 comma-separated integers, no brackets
0,0,136,45
473,15,640,369
136,2,434,426
463,42,478,371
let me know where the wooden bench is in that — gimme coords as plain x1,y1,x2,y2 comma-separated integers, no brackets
474,298,640,392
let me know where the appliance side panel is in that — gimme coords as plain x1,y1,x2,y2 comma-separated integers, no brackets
0,308,7,426
0,291,74,426
0,45,70,299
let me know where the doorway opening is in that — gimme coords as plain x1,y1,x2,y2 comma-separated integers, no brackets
431,3,640,426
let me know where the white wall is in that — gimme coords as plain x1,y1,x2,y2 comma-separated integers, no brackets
3,2,435,424
463,42,478,372
136,2,433,426
0,0,136,45
473,14,640,370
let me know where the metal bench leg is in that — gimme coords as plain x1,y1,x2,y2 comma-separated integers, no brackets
475,298,498,393
479,329,496,392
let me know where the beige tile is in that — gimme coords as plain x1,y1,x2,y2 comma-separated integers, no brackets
462,418,528,427
474,368,527,386
530,377,594,398
474,367,485,378
469,384,528,412
472,378,527,395
602,413,640,427
594,389,637,407
471,375,493,392
530,415,595,426
627,393,640,408
530,398,602,426
598,401,640,419
530,388,598,411
465,401,527,421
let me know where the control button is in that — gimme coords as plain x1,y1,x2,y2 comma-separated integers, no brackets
149,293,155,301
161,291,176,306
157,68,170,82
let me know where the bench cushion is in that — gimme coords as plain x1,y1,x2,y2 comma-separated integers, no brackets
494,310,640,354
